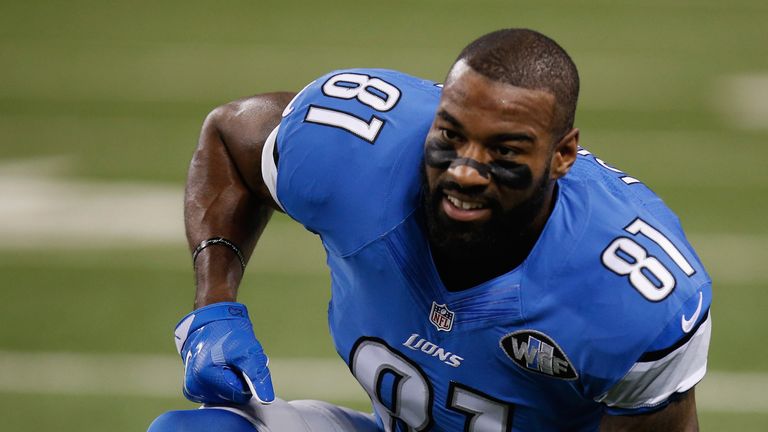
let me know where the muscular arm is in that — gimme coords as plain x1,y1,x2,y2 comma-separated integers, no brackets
184,92,296,308
600,389,699,432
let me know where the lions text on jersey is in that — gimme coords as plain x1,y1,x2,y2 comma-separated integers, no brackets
261,69,712,431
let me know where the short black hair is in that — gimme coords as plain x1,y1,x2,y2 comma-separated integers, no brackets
455,28,580,138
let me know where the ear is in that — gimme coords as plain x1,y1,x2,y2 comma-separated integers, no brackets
550,128,579,180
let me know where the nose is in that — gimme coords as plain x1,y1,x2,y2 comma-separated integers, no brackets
447,143,491,188
447,164,490,188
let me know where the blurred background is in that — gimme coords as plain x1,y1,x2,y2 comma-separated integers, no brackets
1,0,766,430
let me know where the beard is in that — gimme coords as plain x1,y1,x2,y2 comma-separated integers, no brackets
420,162,552,262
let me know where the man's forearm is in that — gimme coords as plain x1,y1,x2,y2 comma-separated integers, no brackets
184,107,274,308
599,389,699,432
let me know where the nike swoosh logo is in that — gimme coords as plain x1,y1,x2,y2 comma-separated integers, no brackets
174,314,195,355
681,292,703,333
182,351,193,396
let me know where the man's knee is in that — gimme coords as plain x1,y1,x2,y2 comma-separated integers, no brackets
147,408,257,432
288,400,379,431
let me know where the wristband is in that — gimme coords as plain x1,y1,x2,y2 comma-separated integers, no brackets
192,237,246,271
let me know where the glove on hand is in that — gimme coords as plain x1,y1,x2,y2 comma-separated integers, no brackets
174,302,275,405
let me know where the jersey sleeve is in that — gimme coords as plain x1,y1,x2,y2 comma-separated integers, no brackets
262,69,441,256
595,284,712,414
550,157,713,415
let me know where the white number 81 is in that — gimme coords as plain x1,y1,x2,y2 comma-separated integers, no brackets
601,218,695,301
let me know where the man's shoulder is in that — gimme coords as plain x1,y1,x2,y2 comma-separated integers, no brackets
552,149,704,272
273,68,441,255
529,150,711,351
544,152,710,305
301,67,443,102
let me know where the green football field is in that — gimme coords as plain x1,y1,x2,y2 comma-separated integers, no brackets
1,0,767,430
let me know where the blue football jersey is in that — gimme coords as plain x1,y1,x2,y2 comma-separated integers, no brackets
261,69,712,431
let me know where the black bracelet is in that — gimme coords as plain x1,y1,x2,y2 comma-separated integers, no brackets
192,237,246,271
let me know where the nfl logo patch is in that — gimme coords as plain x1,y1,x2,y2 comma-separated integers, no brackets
429,301,455,332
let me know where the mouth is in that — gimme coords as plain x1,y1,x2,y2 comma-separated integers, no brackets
441,193,492,222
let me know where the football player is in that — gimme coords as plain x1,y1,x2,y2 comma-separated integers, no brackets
149,28,711,431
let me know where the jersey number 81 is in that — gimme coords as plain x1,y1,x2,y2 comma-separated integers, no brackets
351,338,514,432
601,218,695,301
286,72,403,143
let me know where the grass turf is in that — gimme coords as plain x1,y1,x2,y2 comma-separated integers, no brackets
1,0,767,429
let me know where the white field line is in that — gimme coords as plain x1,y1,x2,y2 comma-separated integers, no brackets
0,159,765,284
0,159,183,249
688,234,768,285
0,351,367,402
0,351,763,413
714,74,768,130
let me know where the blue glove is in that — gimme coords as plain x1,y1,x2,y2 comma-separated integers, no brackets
174,302,275,405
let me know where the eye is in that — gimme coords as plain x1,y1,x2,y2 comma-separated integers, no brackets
495,146,518,157
440,129,461,141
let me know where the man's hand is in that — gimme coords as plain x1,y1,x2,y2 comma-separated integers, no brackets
174,302,275,405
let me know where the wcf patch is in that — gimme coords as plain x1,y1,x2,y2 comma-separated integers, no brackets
500,330,578,380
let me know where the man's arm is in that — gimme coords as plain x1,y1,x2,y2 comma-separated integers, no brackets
184,92,295,308
600,389,699,432
174,92,296,405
